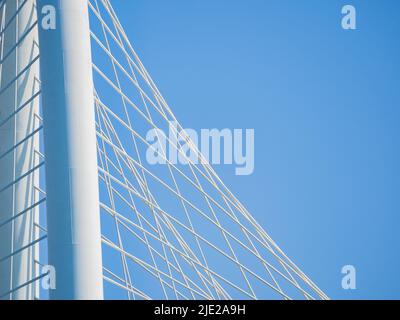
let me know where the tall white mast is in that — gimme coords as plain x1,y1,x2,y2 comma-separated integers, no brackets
37,0,103,299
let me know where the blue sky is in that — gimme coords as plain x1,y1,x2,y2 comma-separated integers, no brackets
109,0,400,299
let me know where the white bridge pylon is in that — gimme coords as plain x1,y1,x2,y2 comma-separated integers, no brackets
0,0,329,300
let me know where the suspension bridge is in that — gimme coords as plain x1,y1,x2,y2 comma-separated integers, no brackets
0,0,328,300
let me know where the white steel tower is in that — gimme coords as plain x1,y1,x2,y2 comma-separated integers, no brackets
0,0,41,300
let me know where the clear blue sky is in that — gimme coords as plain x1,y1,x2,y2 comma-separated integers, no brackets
109,0,400,299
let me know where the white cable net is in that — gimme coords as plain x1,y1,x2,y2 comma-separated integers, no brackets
89,0,328,300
